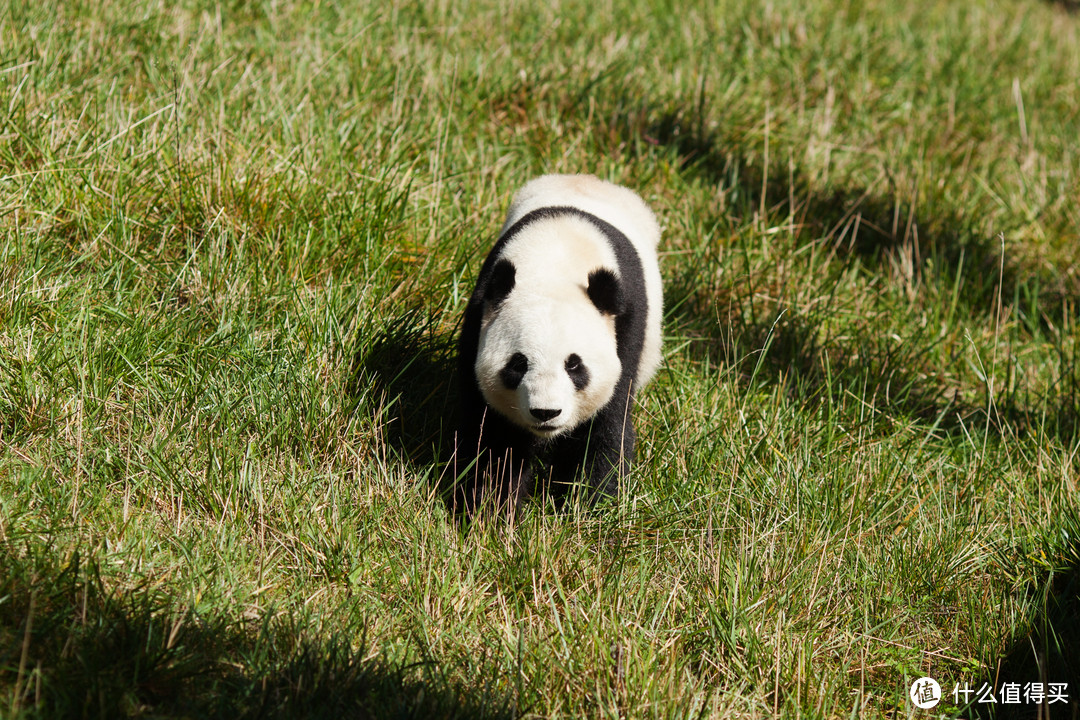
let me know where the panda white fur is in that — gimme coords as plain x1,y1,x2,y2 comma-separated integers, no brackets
453,174,662,513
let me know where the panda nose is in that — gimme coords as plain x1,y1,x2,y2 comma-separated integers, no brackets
530,408,562,422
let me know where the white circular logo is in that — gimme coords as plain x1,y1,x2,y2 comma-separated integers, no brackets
910,677,941,709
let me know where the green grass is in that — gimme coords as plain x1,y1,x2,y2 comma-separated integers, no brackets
2,0,1079,717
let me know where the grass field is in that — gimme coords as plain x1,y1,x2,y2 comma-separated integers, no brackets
2,0,1079,717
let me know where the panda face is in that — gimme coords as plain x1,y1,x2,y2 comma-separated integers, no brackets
475,289,621,439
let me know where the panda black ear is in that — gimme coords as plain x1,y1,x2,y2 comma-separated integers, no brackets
485,259,516,305
587,268,624,316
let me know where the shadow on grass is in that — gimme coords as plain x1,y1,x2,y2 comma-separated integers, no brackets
644,108,1076,326
630,106,1080,444
351,309,459,471
975,529,1080,719
705,305,1079,444
0,540,514,720
1049,0,1079,13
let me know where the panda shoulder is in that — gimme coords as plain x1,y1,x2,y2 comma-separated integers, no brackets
500,175,661,253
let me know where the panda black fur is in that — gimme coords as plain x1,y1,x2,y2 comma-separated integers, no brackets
452,174,662,514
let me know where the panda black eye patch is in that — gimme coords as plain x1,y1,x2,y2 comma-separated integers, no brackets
565,353,590,391
499,353,528,389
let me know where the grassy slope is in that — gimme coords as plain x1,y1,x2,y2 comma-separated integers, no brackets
1,0,1079,717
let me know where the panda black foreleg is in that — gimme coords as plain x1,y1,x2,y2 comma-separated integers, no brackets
453,408,536,516
585,403,635,503
547,400,635,507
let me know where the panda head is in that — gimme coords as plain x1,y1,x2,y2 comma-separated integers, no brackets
475,259,624,438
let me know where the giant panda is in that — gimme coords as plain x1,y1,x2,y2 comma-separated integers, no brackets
452,174,663,515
